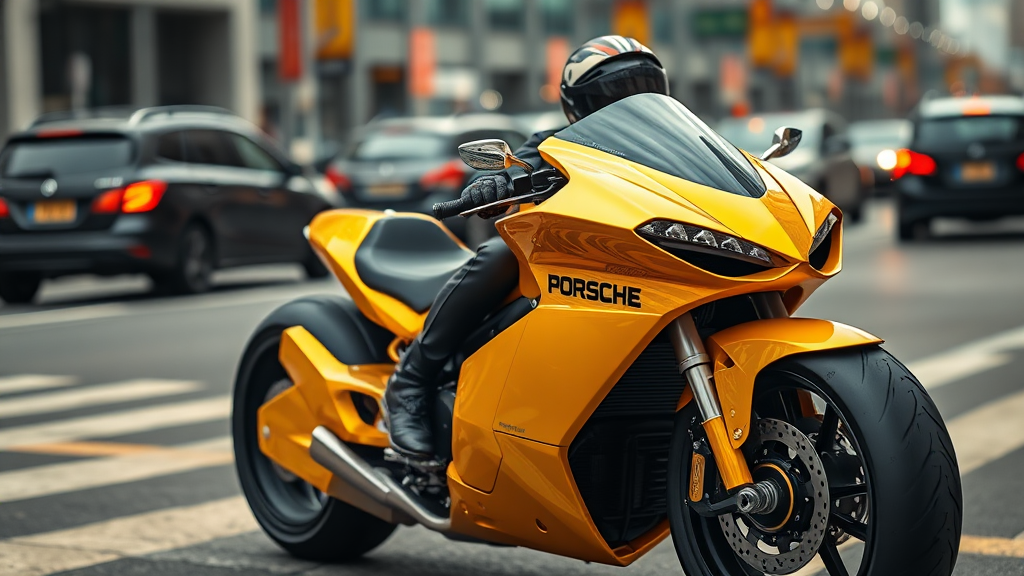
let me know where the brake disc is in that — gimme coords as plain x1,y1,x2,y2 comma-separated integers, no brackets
718,418,830,575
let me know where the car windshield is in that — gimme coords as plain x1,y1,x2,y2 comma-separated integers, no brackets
0,136,134,177
717,114,823,155
349,130,450,161
555,93,766,198
916,116,1024,145
849,121,912,147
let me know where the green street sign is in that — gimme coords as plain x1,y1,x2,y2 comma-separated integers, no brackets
692,8,748,39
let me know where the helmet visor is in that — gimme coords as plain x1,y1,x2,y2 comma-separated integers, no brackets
566,66,669,119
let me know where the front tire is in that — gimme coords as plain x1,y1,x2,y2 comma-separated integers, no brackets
669,346,961,576
233,326,396,561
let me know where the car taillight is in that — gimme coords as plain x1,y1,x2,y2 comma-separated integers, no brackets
892,149,937,179
1016,152,1024,172
420,160,466,191
91,188,124,214
325,166,351,192
0,198,9,218
122,180,166,213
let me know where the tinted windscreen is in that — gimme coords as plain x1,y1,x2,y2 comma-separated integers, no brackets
350,131,450,161
916,116,1024,145
556,94,766,197
0,136,133,177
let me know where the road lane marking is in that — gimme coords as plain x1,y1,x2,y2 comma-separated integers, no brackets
907,323,1024,390
0,496,256,576
0,379,201,419
7,441,167,457
0,375,76,396
0,396,230,450
945,387,1024,476
0,437,231,502
960,535,1024,558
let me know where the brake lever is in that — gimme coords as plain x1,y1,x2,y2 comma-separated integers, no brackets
458,184,558,218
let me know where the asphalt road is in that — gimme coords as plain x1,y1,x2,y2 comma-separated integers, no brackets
3,200,1024,575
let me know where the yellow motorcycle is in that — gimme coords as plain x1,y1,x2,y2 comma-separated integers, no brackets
232,94,961,575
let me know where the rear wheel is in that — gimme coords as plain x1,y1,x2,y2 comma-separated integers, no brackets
669,346,961,576
233,327,396,561
0,272,42,304
158,224,215,294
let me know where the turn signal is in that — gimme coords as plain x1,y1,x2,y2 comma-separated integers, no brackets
0,198,9,218
892,149,936,179
1016,152,1024,172
91,188,124,214
121,180,166,213
420,160,466,191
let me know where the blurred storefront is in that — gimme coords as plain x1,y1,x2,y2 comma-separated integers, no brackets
0,0,260,140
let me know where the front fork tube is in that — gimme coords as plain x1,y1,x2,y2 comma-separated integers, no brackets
669,313,753,490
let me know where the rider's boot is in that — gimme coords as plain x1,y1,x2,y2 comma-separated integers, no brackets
383,337,435,458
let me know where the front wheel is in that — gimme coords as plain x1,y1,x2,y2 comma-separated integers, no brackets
233,326,396,561
669,346,961,576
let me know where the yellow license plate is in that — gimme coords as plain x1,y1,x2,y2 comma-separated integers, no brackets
32,200,77,224
366,183,409,198
960,162,996,182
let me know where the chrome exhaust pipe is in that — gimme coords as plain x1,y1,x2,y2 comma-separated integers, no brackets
309,426,451,532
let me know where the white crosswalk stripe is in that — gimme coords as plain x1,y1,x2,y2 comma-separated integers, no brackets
0,395,230,450
0,379,201,419
0,437,232,502
0,375,77,396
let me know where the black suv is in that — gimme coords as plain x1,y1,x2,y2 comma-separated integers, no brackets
895,96,1024,240
0,106,338,303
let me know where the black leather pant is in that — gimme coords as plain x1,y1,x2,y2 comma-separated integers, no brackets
409,236,520,378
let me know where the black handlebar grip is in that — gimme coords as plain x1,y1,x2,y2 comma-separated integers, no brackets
432,196,471,220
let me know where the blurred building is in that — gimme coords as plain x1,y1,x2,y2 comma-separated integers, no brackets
1011,0,1024,92
0,0,260,140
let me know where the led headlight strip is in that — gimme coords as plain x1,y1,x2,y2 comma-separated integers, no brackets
810,213,838,255
637,220,775,266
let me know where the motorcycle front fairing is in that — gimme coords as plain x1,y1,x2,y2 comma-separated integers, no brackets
445,94,880,563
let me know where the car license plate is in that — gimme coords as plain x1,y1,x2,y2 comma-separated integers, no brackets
31,200,77,224
959,162,996,183
366,183,409,198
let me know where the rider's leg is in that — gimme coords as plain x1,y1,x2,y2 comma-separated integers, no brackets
384,236,519,457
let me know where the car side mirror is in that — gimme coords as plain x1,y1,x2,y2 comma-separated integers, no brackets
458,139,533,173
760,127,803,161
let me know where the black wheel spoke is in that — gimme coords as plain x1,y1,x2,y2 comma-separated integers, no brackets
817,405,840,453
830,481,868,499
819,538,850,576
830,511,868,541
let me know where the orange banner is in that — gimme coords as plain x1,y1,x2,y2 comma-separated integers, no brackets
315,0,354,60
409,28,436,98
612,1,650,46
278,0,302,81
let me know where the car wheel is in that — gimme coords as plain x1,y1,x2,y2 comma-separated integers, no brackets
162,224,215,294
302,249,330,279
0,272,42,304
898,219,929,242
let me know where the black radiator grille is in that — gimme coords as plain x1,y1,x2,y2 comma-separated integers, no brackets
568,332,686,547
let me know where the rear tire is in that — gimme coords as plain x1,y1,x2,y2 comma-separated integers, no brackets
233,326,396,561
668,346,961,576
157,224,215,294
0,271,42,304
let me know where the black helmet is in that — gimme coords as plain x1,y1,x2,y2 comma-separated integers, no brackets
559,35,669,124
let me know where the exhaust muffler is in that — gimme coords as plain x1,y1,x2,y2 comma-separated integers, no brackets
309,426,452,532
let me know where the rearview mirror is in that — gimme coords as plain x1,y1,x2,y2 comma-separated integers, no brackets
760,127,803,161
458,139,533,173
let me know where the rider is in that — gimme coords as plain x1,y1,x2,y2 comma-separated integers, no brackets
384,36,671,457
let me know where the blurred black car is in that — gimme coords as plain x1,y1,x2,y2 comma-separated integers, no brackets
848,118,912,193
895,96,1024,240
718,110,870,222
324,114,526,241
0,106,337,303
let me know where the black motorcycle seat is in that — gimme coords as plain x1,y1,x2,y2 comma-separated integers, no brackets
354,216,473,313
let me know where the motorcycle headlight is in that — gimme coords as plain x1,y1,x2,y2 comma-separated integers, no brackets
637,220,776,266
809,213,838,255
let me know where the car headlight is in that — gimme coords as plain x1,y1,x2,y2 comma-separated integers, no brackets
809,213,838,255
876,149,897,171
637,220,776,266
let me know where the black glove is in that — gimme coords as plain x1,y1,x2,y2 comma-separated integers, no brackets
461,174,511,207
